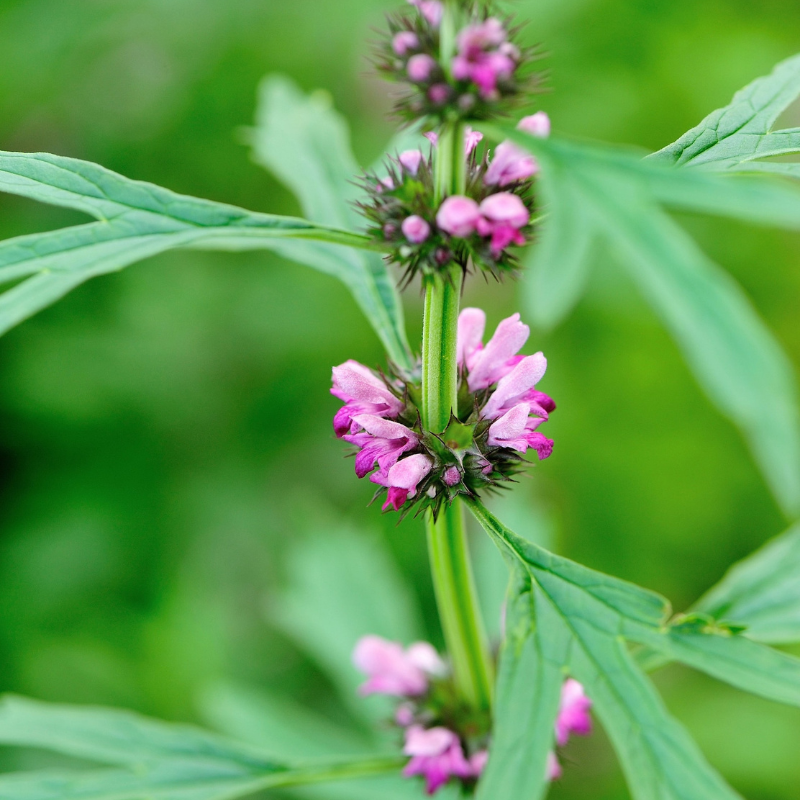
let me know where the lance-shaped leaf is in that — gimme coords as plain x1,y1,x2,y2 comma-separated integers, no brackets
487,122,800,516
475,564,565,800
0,151,378,339
0,696,403,800
467,498,800,800
650,53,800,172
693,522,800,645
248,76,413,370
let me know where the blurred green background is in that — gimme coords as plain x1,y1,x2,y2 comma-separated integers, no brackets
0,0,798,797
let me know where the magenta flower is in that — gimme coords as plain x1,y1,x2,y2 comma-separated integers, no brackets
403,726,473,795
408,53,437,82
456,306,486,372
436,195,481,238
393,31,420,56
353,636,445,697
452,18,516,98
555,678,593,746
344,415,419,479
407,0,443,27
485,140,539,186
481,353,549,419
331,360,403,437
487,403,553,459
402,215,431,244
463,311,529,392
399,149,424,176
477,193,530,256
373,452,434,511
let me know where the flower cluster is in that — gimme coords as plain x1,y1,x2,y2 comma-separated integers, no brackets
359,114,548,280
353,635,592,794
331,308,555,516
377,3,540,123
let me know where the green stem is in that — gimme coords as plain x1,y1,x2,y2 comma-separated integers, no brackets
421,15,494,705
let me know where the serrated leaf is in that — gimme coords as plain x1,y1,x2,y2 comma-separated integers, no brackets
487,123,800,516
0,151,377,338
248,76,412,369
475,566,565,800
694,522,800,644
650,53,800,172
467,498,800,800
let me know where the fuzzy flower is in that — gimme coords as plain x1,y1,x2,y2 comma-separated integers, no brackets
436,195,481,238
331,361,403,437
399,149,424,175
476,193,531,257
403,726,474,795
457,308,555,459
407,0,443,27
343,415,419,480
452,17,517,99
402,215,431,243
393,31,420,56
485,112,550,187
373,453,434,511
353,636,445,697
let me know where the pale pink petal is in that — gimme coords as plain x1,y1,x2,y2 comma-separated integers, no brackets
385,454,433,495
479,192,530,227
467,313,530,391
518,111,551,138
456,307,486,368
399,149,424,176
351,414,417,442
407,642,446,676
404,726,457,757
436,195,480,238
555,678,592,745
469,750,489,777
482,353,548,418
547,751,562,781
487,403,531,450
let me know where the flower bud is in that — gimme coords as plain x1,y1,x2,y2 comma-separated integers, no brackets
399,149,424,176
393,31,420,57
401,215,431,244
408,53,437,82
436,195,480,238
518,111,551,138
479,192,530,228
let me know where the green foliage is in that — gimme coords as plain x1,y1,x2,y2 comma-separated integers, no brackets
247,76,413,370
694,522,800,645
650,53,800,172
466,497,800,800
0,696,402,800
0,151,374,337
489,102,800,515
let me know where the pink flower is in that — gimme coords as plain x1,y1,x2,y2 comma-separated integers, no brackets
452,18,515,98
464,127,484,156
469,750,488,777
403,726,473,795
373,453,434,510
457,18,507,54
402,215,431,244
477,193,530,256
481,353,548,419
408,53,437,82
428,83,450,104
399,149,424,176
436,195,480,238
456,306,486,371
353,636,445,697
408,0,443,27
424,131,439,147
442,466,461,486
518,111,551,138
547,751,562,781
464,312,530,392
487,403,553,459
555,678,592,746
331,361,403,436
485,140,539,186
393,31,420,56
344,415,419,479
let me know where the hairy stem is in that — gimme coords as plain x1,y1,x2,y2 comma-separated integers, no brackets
421,29,494,705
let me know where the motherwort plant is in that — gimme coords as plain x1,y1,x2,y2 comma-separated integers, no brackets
0,0,800,798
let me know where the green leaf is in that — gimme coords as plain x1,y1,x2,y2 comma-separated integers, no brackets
475,565,565,800
271,522,425,724
650,53,800,172
0,696,403,800
248,76,412,370
0,151,376,338
467,498,800,800
486,123,800,516
693,522,800,644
